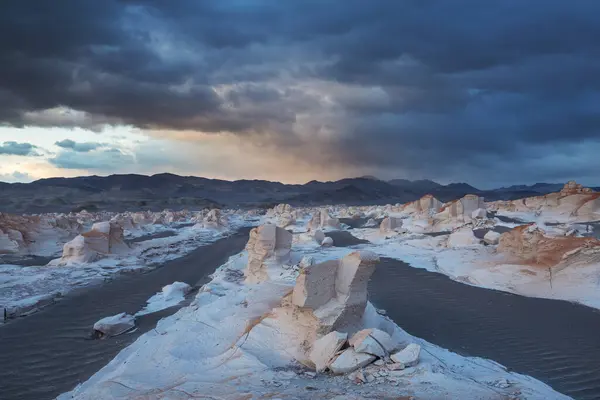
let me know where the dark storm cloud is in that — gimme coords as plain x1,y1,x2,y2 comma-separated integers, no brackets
1,0,600,184
0,141,40,156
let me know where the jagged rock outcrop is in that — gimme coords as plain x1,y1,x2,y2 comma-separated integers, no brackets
244,224,293,283
497,224,600,269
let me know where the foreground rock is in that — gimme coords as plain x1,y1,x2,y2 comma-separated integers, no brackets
310,331,348,372
93,313,135,337
244,224,293,283
329,348,376,374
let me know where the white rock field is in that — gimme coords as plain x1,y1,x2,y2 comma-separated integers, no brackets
60,220,568,399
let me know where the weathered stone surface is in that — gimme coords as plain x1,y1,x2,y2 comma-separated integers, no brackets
380,216,403,234
363,218,378,228
329,348,376,374
308,209,341,231
245,224,293,283
483,231,502,245
93,313,135,337
321,236,334,247
561,181,594,196
391,343,421,368
292,260,338,309
447,228,480,248
309,331,348,372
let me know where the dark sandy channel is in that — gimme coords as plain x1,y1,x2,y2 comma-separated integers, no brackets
0,227,252,400
328,229,600,399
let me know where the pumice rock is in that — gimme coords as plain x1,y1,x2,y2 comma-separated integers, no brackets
244,224,293,283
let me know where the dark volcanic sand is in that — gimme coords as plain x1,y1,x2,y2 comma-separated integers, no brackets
126,229,177,244
325,230,370,246
0,227,252,400
369,257,600,400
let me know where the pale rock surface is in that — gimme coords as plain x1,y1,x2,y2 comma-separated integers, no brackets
391,343,421,368
447,227,480,248
379,216,403,234
321,236,334,247
329,348,376,374
93,313,135,337
309,331,348,372
484,231,502,245
435,194,485,225
245,224,293,283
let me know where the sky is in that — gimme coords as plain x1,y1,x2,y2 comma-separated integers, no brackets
1,0,599,188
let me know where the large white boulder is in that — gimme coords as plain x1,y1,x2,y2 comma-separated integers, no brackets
313,229,326,244
309,331,348,372
329,348,376,374
291,250,379,335
245,224,293,283
58,221,129,265
93,313,135,337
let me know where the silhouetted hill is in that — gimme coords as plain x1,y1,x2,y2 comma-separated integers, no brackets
0,173,593,213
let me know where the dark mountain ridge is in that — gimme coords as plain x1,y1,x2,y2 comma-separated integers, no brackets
0,173,593,214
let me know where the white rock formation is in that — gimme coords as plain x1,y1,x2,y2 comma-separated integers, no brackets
307,209,341,231
291,250,379,337
399,194,443,215
309,331,348,372
379,216,403,234
435,194,485,224
244,224,293,283
390,343,421,368
93,313,135,337
202,209,228,230
58,221,129,265
483,231,502,245
363,218,378,228
329,348,376,374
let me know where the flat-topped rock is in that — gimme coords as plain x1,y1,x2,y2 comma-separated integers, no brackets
245,224,293,283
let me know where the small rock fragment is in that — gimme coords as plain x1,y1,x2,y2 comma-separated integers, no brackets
390,343,421,368
329,348,376,374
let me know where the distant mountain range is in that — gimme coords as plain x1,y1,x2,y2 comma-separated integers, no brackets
0,173,597,214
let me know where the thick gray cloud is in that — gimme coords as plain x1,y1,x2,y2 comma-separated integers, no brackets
1,0,599,185
0,141,40,156
55,139,105,152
